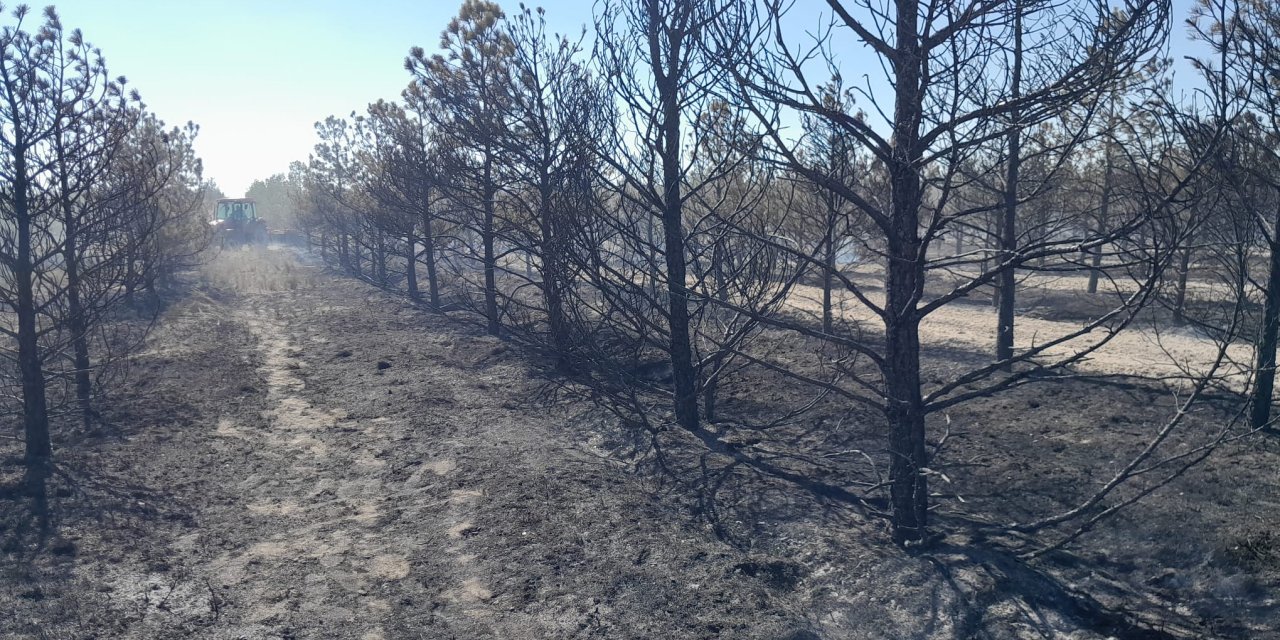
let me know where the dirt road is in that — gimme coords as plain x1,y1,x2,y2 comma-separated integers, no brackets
1,249,843,638
3,248,1276,639
187,252,735,638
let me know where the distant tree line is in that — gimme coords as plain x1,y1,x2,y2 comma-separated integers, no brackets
292,0,1275,548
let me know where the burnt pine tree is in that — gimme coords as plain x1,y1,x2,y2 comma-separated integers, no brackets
116,116,207,295
1227,0,1280,430
798,78,864,335
994,0,1025,368
0,6,57,495
503,6,603,371
308,116,364,276
400,85,448,310
0,7,203,498
720,0,1177,543
594,0,732,432
362,96,446,308
352,102,418,293
362,100,422,300
47,22,138,430
684,100,779,423
407,0,513,336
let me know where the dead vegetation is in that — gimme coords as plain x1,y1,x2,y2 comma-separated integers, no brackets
199,246,326,293
1,249,1276,638
6,0,1280,637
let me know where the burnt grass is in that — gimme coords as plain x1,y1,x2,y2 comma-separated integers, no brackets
1,247,1278,639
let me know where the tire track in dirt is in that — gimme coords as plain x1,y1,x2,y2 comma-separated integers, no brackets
202,303,413,639
191,250,551,636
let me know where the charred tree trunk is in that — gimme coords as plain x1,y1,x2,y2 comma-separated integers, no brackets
823,203,837,335
352,236,364,277
1087,241,1105,293
405,233,419,300
62,208,93,432
996,1,1023,370
54,134,94,430
421,198,441,310
647,214,660,300
885,238,928,544
1088,142,1115,294
543,255,573,372
1172,245,1192,327
656,40,699,433
539,186,574,372
482,152,500,336
375,232,388,287
123,253,138,306
13,150,52,499
885,0,929,544
1251,207,1280,430
703,240,729,423
68,280,93,428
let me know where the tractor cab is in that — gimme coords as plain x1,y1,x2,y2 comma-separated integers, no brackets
212,198,268,246
215,199,259,224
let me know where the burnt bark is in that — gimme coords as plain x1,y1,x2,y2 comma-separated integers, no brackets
653,10,699,432
482,152,500,336
823,201,837,335
421,196,442,310
1172,246,1192,327
11,138,52,497
1088,138,1116,294
996,0,1023,369
1251,205,1280,429
884,0,929,543
375,232,389,287
538,187,574,372
52,125,95,431
405,234,419,300
703,240,730,422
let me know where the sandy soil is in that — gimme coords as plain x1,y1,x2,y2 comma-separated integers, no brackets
785,278,1252,384
1,247,1277,639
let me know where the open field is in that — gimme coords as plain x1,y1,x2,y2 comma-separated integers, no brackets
1,247,1277,639
785,276,1253,383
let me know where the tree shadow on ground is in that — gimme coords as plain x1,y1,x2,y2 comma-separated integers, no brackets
621,418,1215,638
324,256,1272,638
0,388,203,576
548,329,1260,638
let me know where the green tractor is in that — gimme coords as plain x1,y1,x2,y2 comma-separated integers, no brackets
211,198,268,247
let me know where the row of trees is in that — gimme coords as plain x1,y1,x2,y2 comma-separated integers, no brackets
292,0,1274,546
1,7,209,505
245,172,306,232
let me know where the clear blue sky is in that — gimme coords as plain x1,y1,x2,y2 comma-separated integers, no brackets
44,0,593,196
42,0,1203,197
